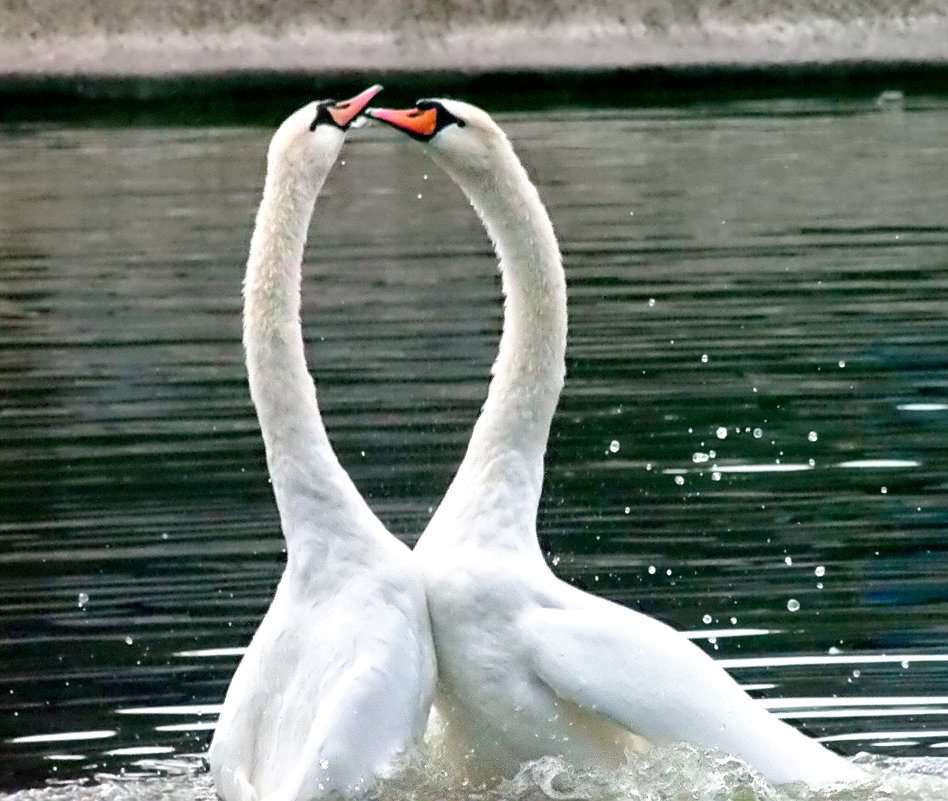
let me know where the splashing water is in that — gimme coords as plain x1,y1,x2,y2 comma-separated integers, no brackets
3,749,948,801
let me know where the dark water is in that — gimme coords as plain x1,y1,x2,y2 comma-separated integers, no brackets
1,97,947,798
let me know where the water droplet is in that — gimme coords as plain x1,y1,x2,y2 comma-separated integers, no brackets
416,193,423,199
786,599,800,612
808,431,818,442
647,298,656,307
784,556,793,566
702,614,712,625
881,486,888,494
753,428,763,439
692,452,709,464
647,565,656,575
551,555,561,566
700,354,708,363
711,471,721,481
665,569,673,576
838,360,846,368
124,636,134,645
716,426,727,439
674,475,685,486
623,506,630,515
608,440,620,453
852,669,861,678
730,617,738,625
901,660,910,669
77,593,89,609
828,646,842,655
815,565,826,577
422,174,428,180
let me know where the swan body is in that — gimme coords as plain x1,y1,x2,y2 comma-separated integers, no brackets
368,100,865,787
208,87,436,801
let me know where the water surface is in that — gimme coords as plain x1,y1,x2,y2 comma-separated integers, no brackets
1,97,947,798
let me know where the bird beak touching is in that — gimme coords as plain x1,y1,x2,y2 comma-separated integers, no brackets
365,106,439,138
328,84,383,128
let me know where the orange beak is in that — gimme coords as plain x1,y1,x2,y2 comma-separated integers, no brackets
365,106,439,138
328,84,383,128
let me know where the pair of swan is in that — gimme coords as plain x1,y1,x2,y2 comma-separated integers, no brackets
208,85,865,801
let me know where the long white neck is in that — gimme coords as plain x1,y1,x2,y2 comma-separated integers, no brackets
427,144,567,551
243,156,379,554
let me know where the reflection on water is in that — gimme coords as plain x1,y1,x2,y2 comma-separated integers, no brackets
1,96,947,798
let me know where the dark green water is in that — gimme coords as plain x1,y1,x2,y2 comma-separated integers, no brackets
0,96,947,798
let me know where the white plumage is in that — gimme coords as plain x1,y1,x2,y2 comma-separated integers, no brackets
369,98,866,788
208,87,436,801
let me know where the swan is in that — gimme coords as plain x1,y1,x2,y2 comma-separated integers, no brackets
367,99,866,787
208,86,436,801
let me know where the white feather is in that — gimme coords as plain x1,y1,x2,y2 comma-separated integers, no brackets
208,98,436,801
395,99,866,788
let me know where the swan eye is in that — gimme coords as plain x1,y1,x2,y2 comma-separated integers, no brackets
309,101,337,131
415,100,465,135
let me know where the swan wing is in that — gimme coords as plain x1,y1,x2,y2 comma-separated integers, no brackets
522,597,861,784
523,599,753,742
266,638,434,800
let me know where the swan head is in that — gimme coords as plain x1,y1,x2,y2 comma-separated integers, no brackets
366,99,510,182
266,84,382,183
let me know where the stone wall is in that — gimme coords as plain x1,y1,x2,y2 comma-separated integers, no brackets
2,1,947,75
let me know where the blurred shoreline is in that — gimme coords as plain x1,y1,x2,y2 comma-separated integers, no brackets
2,10,948,120
2,63,947,125
3,11,948,75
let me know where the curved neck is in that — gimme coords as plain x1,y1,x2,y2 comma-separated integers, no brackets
431,145,567,549
243,162,372,551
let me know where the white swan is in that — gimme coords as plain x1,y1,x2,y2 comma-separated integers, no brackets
208,86,436,801
367,100,865,787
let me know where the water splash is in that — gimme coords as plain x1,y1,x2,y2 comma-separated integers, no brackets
4,749,948,801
